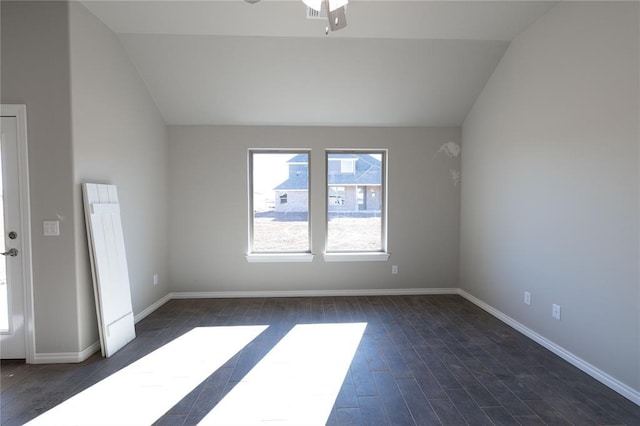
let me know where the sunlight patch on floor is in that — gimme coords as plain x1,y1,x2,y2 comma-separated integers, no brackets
26,325,268,426
198,322,367,425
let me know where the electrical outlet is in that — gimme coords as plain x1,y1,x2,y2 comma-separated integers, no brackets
153,273,159,286
391,265,398,275
524,291,531,306
552,304,561,320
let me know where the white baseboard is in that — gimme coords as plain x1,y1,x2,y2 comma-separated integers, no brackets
35,288,638,406
33,340,100,364
457,289,640,406
134,293,172,324
170,287,457,299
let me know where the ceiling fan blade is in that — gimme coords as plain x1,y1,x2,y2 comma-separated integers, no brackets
327,0,348,12
328,5,347,31
244,0,347,33
302,0,323,12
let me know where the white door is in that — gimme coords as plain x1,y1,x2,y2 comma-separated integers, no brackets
83,183,135,358
0,116,26,358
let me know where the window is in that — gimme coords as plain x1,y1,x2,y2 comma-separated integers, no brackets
248,151,311,260
340,159,355,174
326,151,387,256
247,149,388,262
328,186,345,205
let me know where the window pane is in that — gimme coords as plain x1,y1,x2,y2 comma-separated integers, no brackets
251,151,310,252
327,152,384,252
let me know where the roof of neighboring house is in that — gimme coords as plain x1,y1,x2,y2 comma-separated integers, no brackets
274,153,381,190
287,153,309,163
274,173,308,190
329,154,382,186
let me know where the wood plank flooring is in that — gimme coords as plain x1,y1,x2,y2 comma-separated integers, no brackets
2,295,639,425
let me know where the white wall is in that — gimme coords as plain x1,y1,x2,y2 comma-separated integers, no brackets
460,1,639,394
69,2,170,349
1,1,81,355
169,126,460,293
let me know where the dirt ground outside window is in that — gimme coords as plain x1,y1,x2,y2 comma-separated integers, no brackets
253,215,381,252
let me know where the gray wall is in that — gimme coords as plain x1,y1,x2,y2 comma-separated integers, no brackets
1,1,169,357
169,126,460,293
69,2,170,349
460,1,639,392
1,1,81,354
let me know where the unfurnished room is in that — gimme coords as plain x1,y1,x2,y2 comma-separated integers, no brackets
0,0,639,425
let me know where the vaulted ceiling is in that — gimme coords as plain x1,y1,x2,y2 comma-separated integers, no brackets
82,1,558,126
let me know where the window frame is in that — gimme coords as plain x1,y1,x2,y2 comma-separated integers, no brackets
246,149,314,263
324,149,389,262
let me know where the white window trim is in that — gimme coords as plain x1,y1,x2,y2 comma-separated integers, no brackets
248,149,311,256
246,253,315,263
323,252,390,262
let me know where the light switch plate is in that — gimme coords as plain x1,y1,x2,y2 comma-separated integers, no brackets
552,304,561,320
43,221,60,236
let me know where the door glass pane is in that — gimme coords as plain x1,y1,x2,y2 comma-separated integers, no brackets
0,147,9,332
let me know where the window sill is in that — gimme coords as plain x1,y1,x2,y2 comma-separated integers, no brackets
246,253,315,263
323,252,390,262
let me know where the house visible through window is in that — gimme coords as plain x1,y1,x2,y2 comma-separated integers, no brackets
249,151,310,253
326,151,386,252
328,186,346,205
248,149,388,261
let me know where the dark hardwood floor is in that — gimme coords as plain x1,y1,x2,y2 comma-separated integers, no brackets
2,295,639,425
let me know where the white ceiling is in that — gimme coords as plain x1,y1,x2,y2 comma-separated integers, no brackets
82,1,558,126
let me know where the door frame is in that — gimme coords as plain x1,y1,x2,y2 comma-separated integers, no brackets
1,104,35,363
